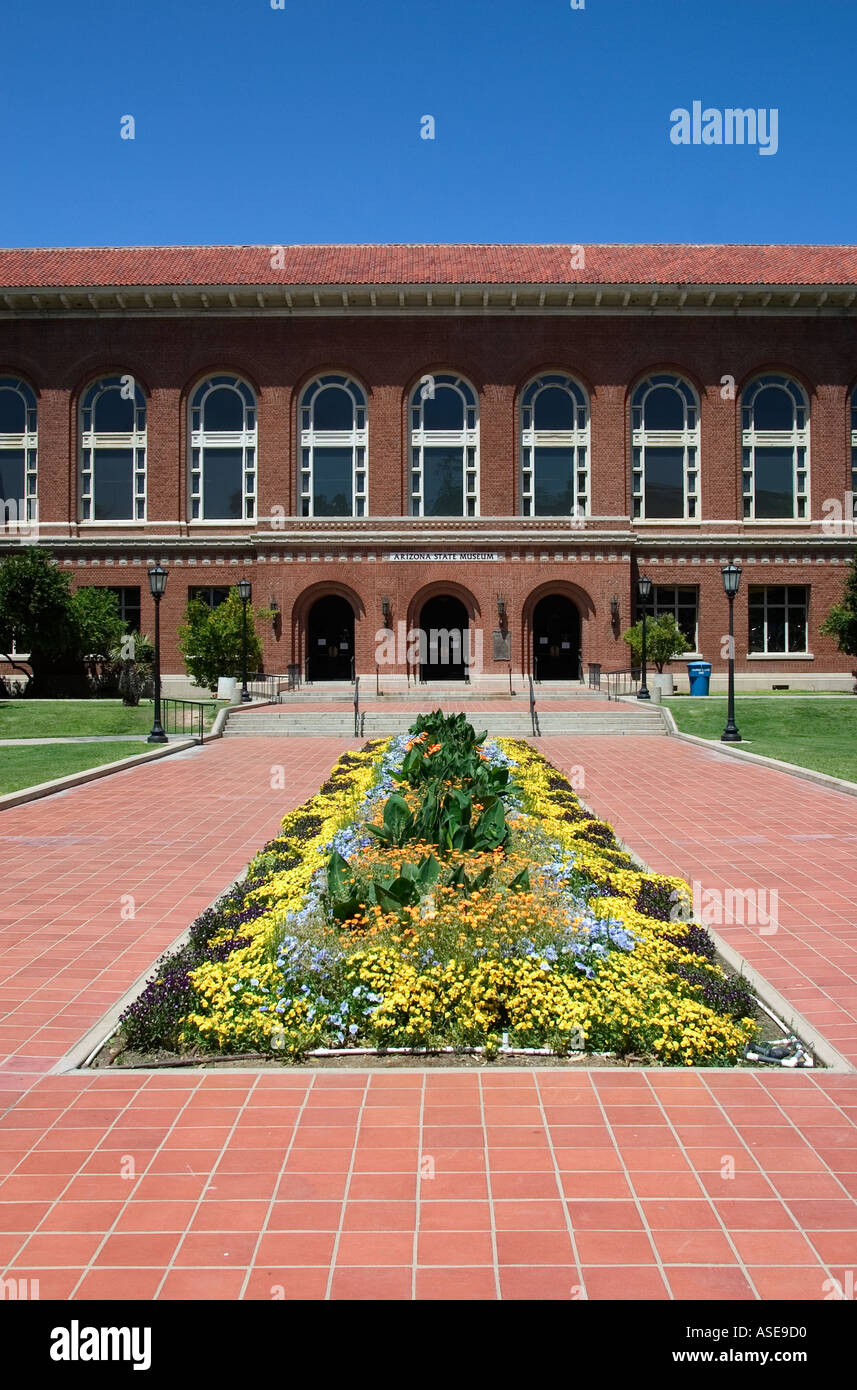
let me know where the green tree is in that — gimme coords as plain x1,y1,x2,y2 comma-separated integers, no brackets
178,589,267,692
0,547,78,693
622,613,692,673
821,549,857,659
69,586,127,658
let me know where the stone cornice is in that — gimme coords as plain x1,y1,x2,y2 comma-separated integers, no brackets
3,281,857,320
3,529,854,558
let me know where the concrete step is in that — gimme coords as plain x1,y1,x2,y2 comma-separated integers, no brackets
248,681,604,704
223,709,668,737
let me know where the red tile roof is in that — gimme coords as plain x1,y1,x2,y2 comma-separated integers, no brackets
0,243,856,289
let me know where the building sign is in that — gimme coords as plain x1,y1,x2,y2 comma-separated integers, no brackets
493,630,511,661
388,551,500,562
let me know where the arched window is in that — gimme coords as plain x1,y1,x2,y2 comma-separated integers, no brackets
299,375,367,517
80,375,146,521
410,373,478,517
631,374,699,520
520,374,589,516
0,378,37,529
741,375,809,520
189,375,256,521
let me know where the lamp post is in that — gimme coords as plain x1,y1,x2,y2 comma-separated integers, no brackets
146,564,169,744
721,562,742,742
636,574,652,700
238,577,251,703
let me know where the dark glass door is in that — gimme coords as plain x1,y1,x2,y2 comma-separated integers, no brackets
533,595,580,681
419,595,469,682
307,595,354,681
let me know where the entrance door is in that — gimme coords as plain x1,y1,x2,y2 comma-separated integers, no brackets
532,594,580,681
307,595,354,681
419,595,469,682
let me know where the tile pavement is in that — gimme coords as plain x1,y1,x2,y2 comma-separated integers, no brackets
0,734,855,1300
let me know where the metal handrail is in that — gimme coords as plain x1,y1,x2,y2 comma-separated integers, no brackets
353,675,362,738
528,674,540,737
245,672,283,703
159,697,207,744
605,667,642,701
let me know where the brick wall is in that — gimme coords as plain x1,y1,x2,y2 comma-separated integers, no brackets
1,310,856,677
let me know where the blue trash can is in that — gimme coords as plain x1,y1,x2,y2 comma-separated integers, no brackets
687,660,712,696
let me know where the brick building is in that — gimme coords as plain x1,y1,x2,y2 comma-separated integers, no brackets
1,242,856,692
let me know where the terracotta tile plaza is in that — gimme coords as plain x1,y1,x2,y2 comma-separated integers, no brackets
1,735,856,1304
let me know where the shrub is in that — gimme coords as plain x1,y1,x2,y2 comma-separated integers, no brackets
622,613,692,672
178,589,268,692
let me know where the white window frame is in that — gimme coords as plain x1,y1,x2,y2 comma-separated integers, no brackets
80,376,146,523
631,374,700,521
520,374,589,518
410,373,479,517
748,584,809,654
641,584,699,649
741,375,809,522
0,377,38,528
299,374,367,518
189,375,256,522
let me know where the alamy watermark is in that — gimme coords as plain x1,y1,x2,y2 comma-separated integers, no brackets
821,492,857,536
375,622,483,672
670,102,778,156
1,496,38,539
672,879,779,935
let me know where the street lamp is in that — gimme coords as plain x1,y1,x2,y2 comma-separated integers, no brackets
721,562,742,743
146,564,169,744
238,577,252,703
636,574,652,700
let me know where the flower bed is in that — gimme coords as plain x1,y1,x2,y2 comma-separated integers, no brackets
118,714,759,1067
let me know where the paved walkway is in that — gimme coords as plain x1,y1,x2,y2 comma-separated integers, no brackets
0,739,358,1105
1,1067,854,1301
541,736,857,1068
0,734,855,1301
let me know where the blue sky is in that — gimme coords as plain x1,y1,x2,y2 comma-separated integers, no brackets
2,0,855,248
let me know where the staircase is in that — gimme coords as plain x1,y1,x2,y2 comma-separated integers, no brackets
222,701,668,738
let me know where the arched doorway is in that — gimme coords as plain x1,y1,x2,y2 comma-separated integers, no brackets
419,594,469,682
532,594,581,681
307,595,354,681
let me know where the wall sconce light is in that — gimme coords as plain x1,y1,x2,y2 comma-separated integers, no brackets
269,597,280,630
497,595,507,622
381,595,391,626
610,595,620,624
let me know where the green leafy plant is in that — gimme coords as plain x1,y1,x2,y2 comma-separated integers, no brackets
109,631,154,706
325,847,441,923
821,548,857,660
178,589,270,692
622,613,692,672
0,548,133,697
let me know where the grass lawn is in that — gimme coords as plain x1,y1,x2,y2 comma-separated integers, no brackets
0,740,151,795
0,698,222,738
664,695,857,782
